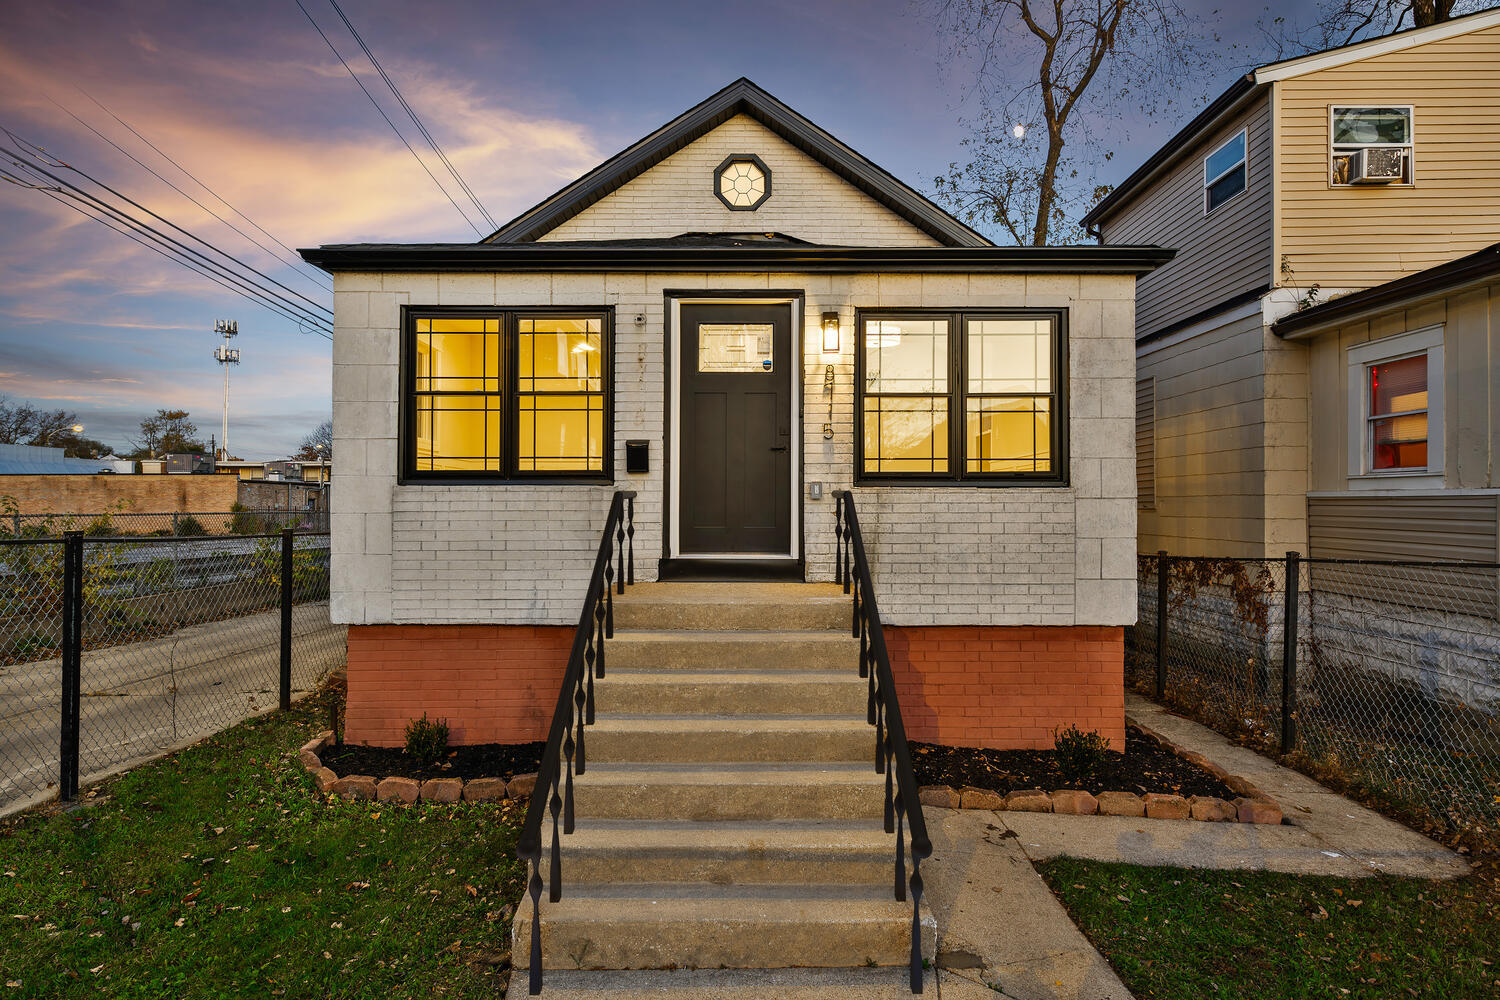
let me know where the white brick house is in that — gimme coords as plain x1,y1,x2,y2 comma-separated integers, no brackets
302,79,1168,750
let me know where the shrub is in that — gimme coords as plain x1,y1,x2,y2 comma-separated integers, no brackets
175,515,208,536
404,713,449,766
229,503,266,535
1053,725,1111,785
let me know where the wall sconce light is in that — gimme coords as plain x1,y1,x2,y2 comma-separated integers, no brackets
821,311,840,353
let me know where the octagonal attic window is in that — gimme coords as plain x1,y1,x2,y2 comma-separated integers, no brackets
715,154,771,210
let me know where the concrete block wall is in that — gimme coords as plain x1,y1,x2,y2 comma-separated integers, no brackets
331,269,1139,628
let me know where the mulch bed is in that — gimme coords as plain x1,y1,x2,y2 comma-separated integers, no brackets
319,741,545,783
911,725,1234,799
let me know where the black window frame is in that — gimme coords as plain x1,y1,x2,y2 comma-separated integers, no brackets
399,305,614,484
854,307,1068,487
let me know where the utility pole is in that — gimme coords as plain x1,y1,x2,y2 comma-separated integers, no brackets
213,319,240,462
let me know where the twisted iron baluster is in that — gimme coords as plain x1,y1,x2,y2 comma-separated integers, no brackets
834,494,844,588
842,513,851,594
562,727,576,833
594,595,607,699
583,630,596,748
910,858,926,993
527,857,543,994
548,773,563,900
866,633,877,726
626,496,635,586
575,671,587,779
894,788,907,903
616,507,627,596
883,724,894,827
605,555,615,639
858,609,869,680
876,688,887,776
851,574,860,638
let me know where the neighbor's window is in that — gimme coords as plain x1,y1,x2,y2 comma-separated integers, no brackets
1331,106,1412,185
1367,354,1427,471
1345,326,1443,480
406,311,609,479
859,311,1064,483
1203,129,1247,213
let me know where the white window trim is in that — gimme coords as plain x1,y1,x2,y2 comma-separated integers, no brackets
1345,325,1443,487
1328,105,1415,187
1202,128,1248,215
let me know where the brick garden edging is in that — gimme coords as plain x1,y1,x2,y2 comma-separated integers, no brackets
297,732,538,805
917,723,1284,825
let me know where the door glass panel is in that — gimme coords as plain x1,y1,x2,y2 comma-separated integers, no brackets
865,319,947,393
698,324,774,372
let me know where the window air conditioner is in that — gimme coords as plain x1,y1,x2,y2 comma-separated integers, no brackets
1349,147,1405,184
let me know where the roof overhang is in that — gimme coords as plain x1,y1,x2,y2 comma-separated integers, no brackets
299,243,1173,275
1274,242,1500,339
1081,75,1263,231
482,78,993,248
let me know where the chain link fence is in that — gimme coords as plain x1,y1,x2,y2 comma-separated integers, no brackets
1,530,345,815
1128,552,1500,848
0,508,329,538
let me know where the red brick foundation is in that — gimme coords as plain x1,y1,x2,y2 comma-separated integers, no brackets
344,625,572,747
884,625,1125,750
344,623,1124,752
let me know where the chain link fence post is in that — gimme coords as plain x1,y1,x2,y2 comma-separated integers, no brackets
1281,550,1300,755
59,531,83,802
280,528,294,712
1155,550,1169,699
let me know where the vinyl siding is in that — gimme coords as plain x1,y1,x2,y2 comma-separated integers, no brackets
1100,94,1273,340
1304,281,1500,491
1136,377,1156,509
1278,22,1500,289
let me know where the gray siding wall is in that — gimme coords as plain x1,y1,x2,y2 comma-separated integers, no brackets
1307,494,1499,563
1102,94,1274,340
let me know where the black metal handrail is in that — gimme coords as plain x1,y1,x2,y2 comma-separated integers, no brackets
833,491,931,994
515,489,635,996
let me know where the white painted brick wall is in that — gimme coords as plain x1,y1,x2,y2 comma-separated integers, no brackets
330,270,1138,627
540,116,942,248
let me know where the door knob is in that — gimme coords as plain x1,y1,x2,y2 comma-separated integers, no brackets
769,445,788,452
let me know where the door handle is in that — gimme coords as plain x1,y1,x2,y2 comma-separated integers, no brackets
769,445,788,452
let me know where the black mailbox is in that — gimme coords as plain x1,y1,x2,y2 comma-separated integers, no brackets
625,439,649,474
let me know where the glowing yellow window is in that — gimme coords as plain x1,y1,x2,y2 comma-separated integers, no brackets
517,317,605,472
413,317,501,472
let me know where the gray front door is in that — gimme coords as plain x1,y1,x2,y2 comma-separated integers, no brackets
678,303,792,555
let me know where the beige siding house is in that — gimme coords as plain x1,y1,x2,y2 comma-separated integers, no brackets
1085,8,1500,561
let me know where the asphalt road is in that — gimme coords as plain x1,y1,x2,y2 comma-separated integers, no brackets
0,602,346,815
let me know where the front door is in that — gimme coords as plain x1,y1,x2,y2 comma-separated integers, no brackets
678,303,792,555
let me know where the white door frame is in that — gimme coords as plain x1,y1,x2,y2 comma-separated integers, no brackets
668,295,801,560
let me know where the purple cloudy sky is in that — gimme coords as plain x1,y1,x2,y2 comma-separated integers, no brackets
0,0,1280,456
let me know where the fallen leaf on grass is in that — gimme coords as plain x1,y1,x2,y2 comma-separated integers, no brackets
463,884,478,897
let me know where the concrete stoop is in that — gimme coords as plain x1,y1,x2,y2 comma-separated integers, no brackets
512,582,930,980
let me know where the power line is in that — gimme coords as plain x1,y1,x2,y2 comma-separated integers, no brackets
3,127,331,319
2,166,331,337
46,91,333,293
296,0,486,237
70,84,332,290
1,143,332,336
324,0,497,230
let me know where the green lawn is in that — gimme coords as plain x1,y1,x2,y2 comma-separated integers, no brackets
0,704,526,999
1040,858,1500,1000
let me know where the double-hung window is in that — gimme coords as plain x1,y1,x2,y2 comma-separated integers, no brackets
1345,326,1443,480
858,310,1065,484
1203,129,1247,213
405,309,610,480
1330,106,1413,185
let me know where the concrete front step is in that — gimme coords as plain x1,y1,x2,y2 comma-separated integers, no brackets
607,630,859,672
540,819,895,884
513,883,934,971
597,671,867,716
511,966,931,999
574,763,886,821
589,716,876,763
612,582,851,632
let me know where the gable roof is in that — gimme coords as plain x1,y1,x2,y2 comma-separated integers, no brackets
1083,7,1500,230
483,78,991,248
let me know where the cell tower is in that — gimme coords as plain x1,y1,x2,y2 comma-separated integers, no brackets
213,319,240,461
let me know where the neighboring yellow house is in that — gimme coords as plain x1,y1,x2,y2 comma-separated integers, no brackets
1084,8,1500,560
